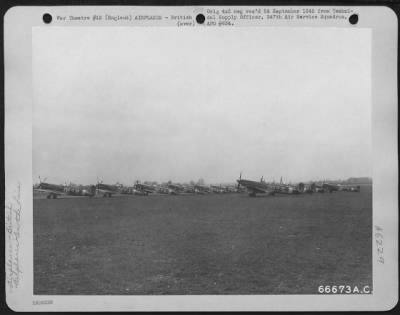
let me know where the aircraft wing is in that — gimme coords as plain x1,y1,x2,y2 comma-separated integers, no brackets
96,188,115,194
34,188,65,195
135,184,155,194
246,186,269,193
238,181,273,194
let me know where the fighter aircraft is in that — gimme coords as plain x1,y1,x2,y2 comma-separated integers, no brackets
95,182,121,197
194,184,212,194
167,182,186,195
309,183,325,193
34,177,95,198
182,184,196,194
321,183,341,192
79,185,97,196
115,182,134,195
272,177,300,195
210,185,228,193
34,177,67,199
297,182,314,194
65,183,96,197
134,181,157,195
221,184,238,193
156,183,171,195
339,184,361,192
236,173,276,197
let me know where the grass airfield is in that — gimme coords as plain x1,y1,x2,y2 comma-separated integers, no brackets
34,187,372,295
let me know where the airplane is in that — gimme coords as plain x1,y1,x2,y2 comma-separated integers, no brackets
339,184,361,192
34,177,67,199
118,182,153,195
194,184,212,194
134,181,157,195
219,184,237,193
272,177,300,195
236,173,276,197
182,184,196,194
79,185,97,196
167,182,187,195
214,184,237,193
157,184,171,195
34,177,95,198
95,179,121,197
65,183,96,197
321,183,341,192
210,185,228,193
116,183,135,195
297,182,314,194
309,183,325,193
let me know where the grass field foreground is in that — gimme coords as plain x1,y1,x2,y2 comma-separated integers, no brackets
34,187,372,295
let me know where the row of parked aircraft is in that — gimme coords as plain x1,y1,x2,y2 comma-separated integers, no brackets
236,173,361,197
33,177,240,199
33,174,361,199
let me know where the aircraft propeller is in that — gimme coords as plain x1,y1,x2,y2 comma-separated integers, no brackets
237,171,242,191
38,176,47,184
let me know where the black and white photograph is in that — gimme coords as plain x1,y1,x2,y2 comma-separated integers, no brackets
32,22,374,296
4,5,398,311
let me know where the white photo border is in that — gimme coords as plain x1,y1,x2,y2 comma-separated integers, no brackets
4,5,398,311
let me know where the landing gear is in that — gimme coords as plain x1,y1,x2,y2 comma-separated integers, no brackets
249,192,257,197
103,193,112,198
47,194,57,199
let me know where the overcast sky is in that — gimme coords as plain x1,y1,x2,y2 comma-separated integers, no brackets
33,26,371,185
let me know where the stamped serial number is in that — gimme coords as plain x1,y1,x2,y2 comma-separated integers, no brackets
32,300,53,305
318,285,371,294
375,225,384,264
